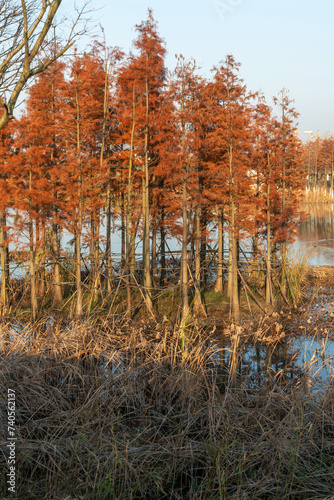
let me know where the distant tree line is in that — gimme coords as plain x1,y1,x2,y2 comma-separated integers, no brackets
303,136,334,190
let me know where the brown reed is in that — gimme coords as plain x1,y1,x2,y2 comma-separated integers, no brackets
0,319,334,499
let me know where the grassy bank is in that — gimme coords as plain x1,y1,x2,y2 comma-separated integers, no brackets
5,255,310,324
1,321,334,499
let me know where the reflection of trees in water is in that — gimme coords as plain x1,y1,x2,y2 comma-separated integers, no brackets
298,205,334,245
213,338,305,392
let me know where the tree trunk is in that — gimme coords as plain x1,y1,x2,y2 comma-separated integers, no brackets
29,215,37,321
130,231,136,285
181,179,189,323
160,209,167,287
75,86,83,317
227,217,232,300
252,231,259,283
95,212,101,298
100,45,111,294
151,223,157,288
125,79,137,315
90,210,101,304
28,169,37,320
215,208,224,293
266,156,273,307
193,204,204,313
121,193,126,271
0,211,8,314
105,176,112,293
142,76,153,312
266,201,273,307
324,164,328,190
125,212,131,316
200,213,207,287
52,209,62,304
281,158,287,294
230,199,239,321
75,215,83,317
38,222,46,298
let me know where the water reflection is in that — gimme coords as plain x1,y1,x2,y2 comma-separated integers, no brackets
210,333,334,393
292,205,334,265
2,320,334,395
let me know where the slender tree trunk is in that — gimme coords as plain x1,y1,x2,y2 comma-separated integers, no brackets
151,223,157,288
121,194,126,271
38,222,46,298
0,211,8,314
252,230,259,283
324,164,328,190
160,209,167,287
252,172,260,284
105,176,112,292
314,152,318,188
227,226,232,299
307,149,311,190
189,228,194,269
100,45,110,294
227,122,239,321
52,208,62,304
193,204,204,313
230,199,239,321
181,178,189,322
75,213,83,317
142,175,152,310
266,192,273,306
142,75,152,312
215,208,224,293
130,231,136,285
281,137,287,294
28,169,37,320
90,215,95,288
125,218,132,315
89,211,100,297
200,213,207,288
281,195,287,293
266,154,273,307
29,215,37,321
50,73,62,305
91,210,101,302
75,87,83,317
125,79,137,314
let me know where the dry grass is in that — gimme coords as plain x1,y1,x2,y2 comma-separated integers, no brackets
1,319,334,499
283,248,316,306
304,187,334,204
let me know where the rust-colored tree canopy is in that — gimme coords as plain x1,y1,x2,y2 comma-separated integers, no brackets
0,10,307,320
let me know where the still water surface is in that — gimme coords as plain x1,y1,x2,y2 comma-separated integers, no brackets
217,206,334,388
4,207,334,390
292,206,334,266
210,335,334,392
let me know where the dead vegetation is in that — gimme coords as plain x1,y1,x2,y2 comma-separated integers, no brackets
0,320,334,499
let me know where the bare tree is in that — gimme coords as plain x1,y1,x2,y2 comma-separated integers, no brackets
0,0,90,130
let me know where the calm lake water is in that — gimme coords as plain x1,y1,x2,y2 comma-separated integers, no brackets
210,334,334,392
217,205,334,388
4,206,334,390
291,206,334,266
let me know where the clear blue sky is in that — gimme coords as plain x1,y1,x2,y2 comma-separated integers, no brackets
63,0,334,134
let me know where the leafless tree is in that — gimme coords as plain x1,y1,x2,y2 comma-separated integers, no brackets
0,0,90,130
